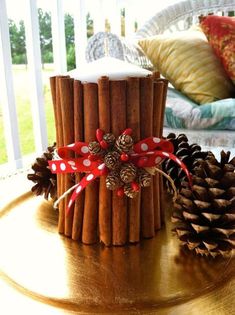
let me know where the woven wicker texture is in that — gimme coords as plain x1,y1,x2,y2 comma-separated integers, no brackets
86,0,235,69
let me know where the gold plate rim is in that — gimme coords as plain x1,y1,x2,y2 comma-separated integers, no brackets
0,192,234,314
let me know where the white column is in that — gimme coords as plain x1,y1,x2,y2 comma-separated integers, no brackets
110,0,121,36
92,0,105,34
51,0,67,73
0,0,22,168
125,2,136,38
24,0,48,154
74,0,87,66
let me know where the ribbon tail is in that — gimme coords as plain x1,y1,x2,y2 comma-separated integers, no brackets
66,163,106,216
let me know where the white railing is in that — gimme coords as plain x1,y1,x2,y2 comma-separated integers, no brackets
0,0,174,174
0,0,22,169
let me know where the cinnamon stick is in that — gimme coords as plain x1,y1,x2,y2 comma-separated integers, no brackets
157,79,168,224
140,76,155,238
152,71,160,81
98,76,112,246
49,77,57,126
82,83,99,244
153,80,165,231
110,80,127,245
126,77,141,243
59,77,75,237
158,79,168,137
55,76,66,234
50,76,64,233
72,80,84,240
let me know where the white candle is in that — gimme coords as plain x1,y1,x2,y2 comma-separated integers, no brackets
68,57,151,83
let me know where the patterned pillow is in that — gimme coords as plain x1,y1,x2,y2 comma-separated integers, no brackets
200,15,235,85
165,87,235,130
138,30,234,104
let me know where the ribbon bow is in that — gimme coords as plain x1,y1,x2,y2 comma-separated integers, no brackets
49,129,191,215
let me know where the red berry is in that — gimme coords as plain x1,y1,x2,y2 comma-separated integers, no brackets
100,140,108,149
117,187,124,197
96,129,104,142
122,128,132,135
131,182,140,191
120,153,129,161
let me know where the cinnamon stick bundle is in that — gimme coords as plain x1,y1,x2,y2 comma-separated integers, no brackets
140,76,155,238
152,80,165,231
59,77,75,237
82,83,99,244
110,80,127,245
72,80,84,241
98,76,112,246
126,77,141,243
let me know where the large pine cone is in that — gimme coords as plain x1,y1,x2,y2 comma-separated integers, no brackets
172,151,235,257
162,133,209,192
27,143,57,200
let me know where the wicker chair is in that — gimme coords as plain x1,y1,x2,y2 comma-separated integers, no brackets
86,0,235,148
86,0,235,68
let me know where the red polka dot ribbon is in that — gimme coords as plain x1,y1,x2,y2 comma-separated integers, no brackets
48,130,192,215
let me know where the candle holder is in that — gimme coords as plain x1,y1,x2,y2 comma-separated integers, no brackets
49,73,168,246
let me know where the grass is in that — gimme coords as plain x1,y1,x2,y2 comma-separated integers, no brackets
0,65,56,164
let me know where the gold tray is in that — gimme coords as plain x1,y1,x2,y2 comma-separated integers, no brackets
0,191,234,314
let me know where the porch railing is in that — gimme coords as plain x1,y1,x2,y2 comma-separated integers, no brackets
0,0,172,174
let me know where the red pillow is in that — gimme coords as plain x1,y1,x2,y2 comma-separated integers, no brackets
200,15,235,84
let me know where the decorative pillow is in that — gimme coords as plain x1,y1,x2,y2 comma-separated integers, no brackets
138,30,234,104
200,15,235,84
165,87,235,130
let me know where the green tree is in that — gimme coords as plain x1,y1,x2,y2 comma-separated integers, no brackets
65,13,94,70
86,12,94,38
8,9,95,69
65,13,75,70
38,8,53,65
65,13,74,46
8,19,26,64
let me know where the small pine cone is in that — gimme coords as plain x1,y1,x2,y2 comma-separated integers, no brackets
88,141,103,155
172,150,235,258
106,172,121,190
124,184,138,198
104,151,120,170
120,163,137,183
138,169,151,187
27,143,57,200
115,134,134,153
103,133,116,147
